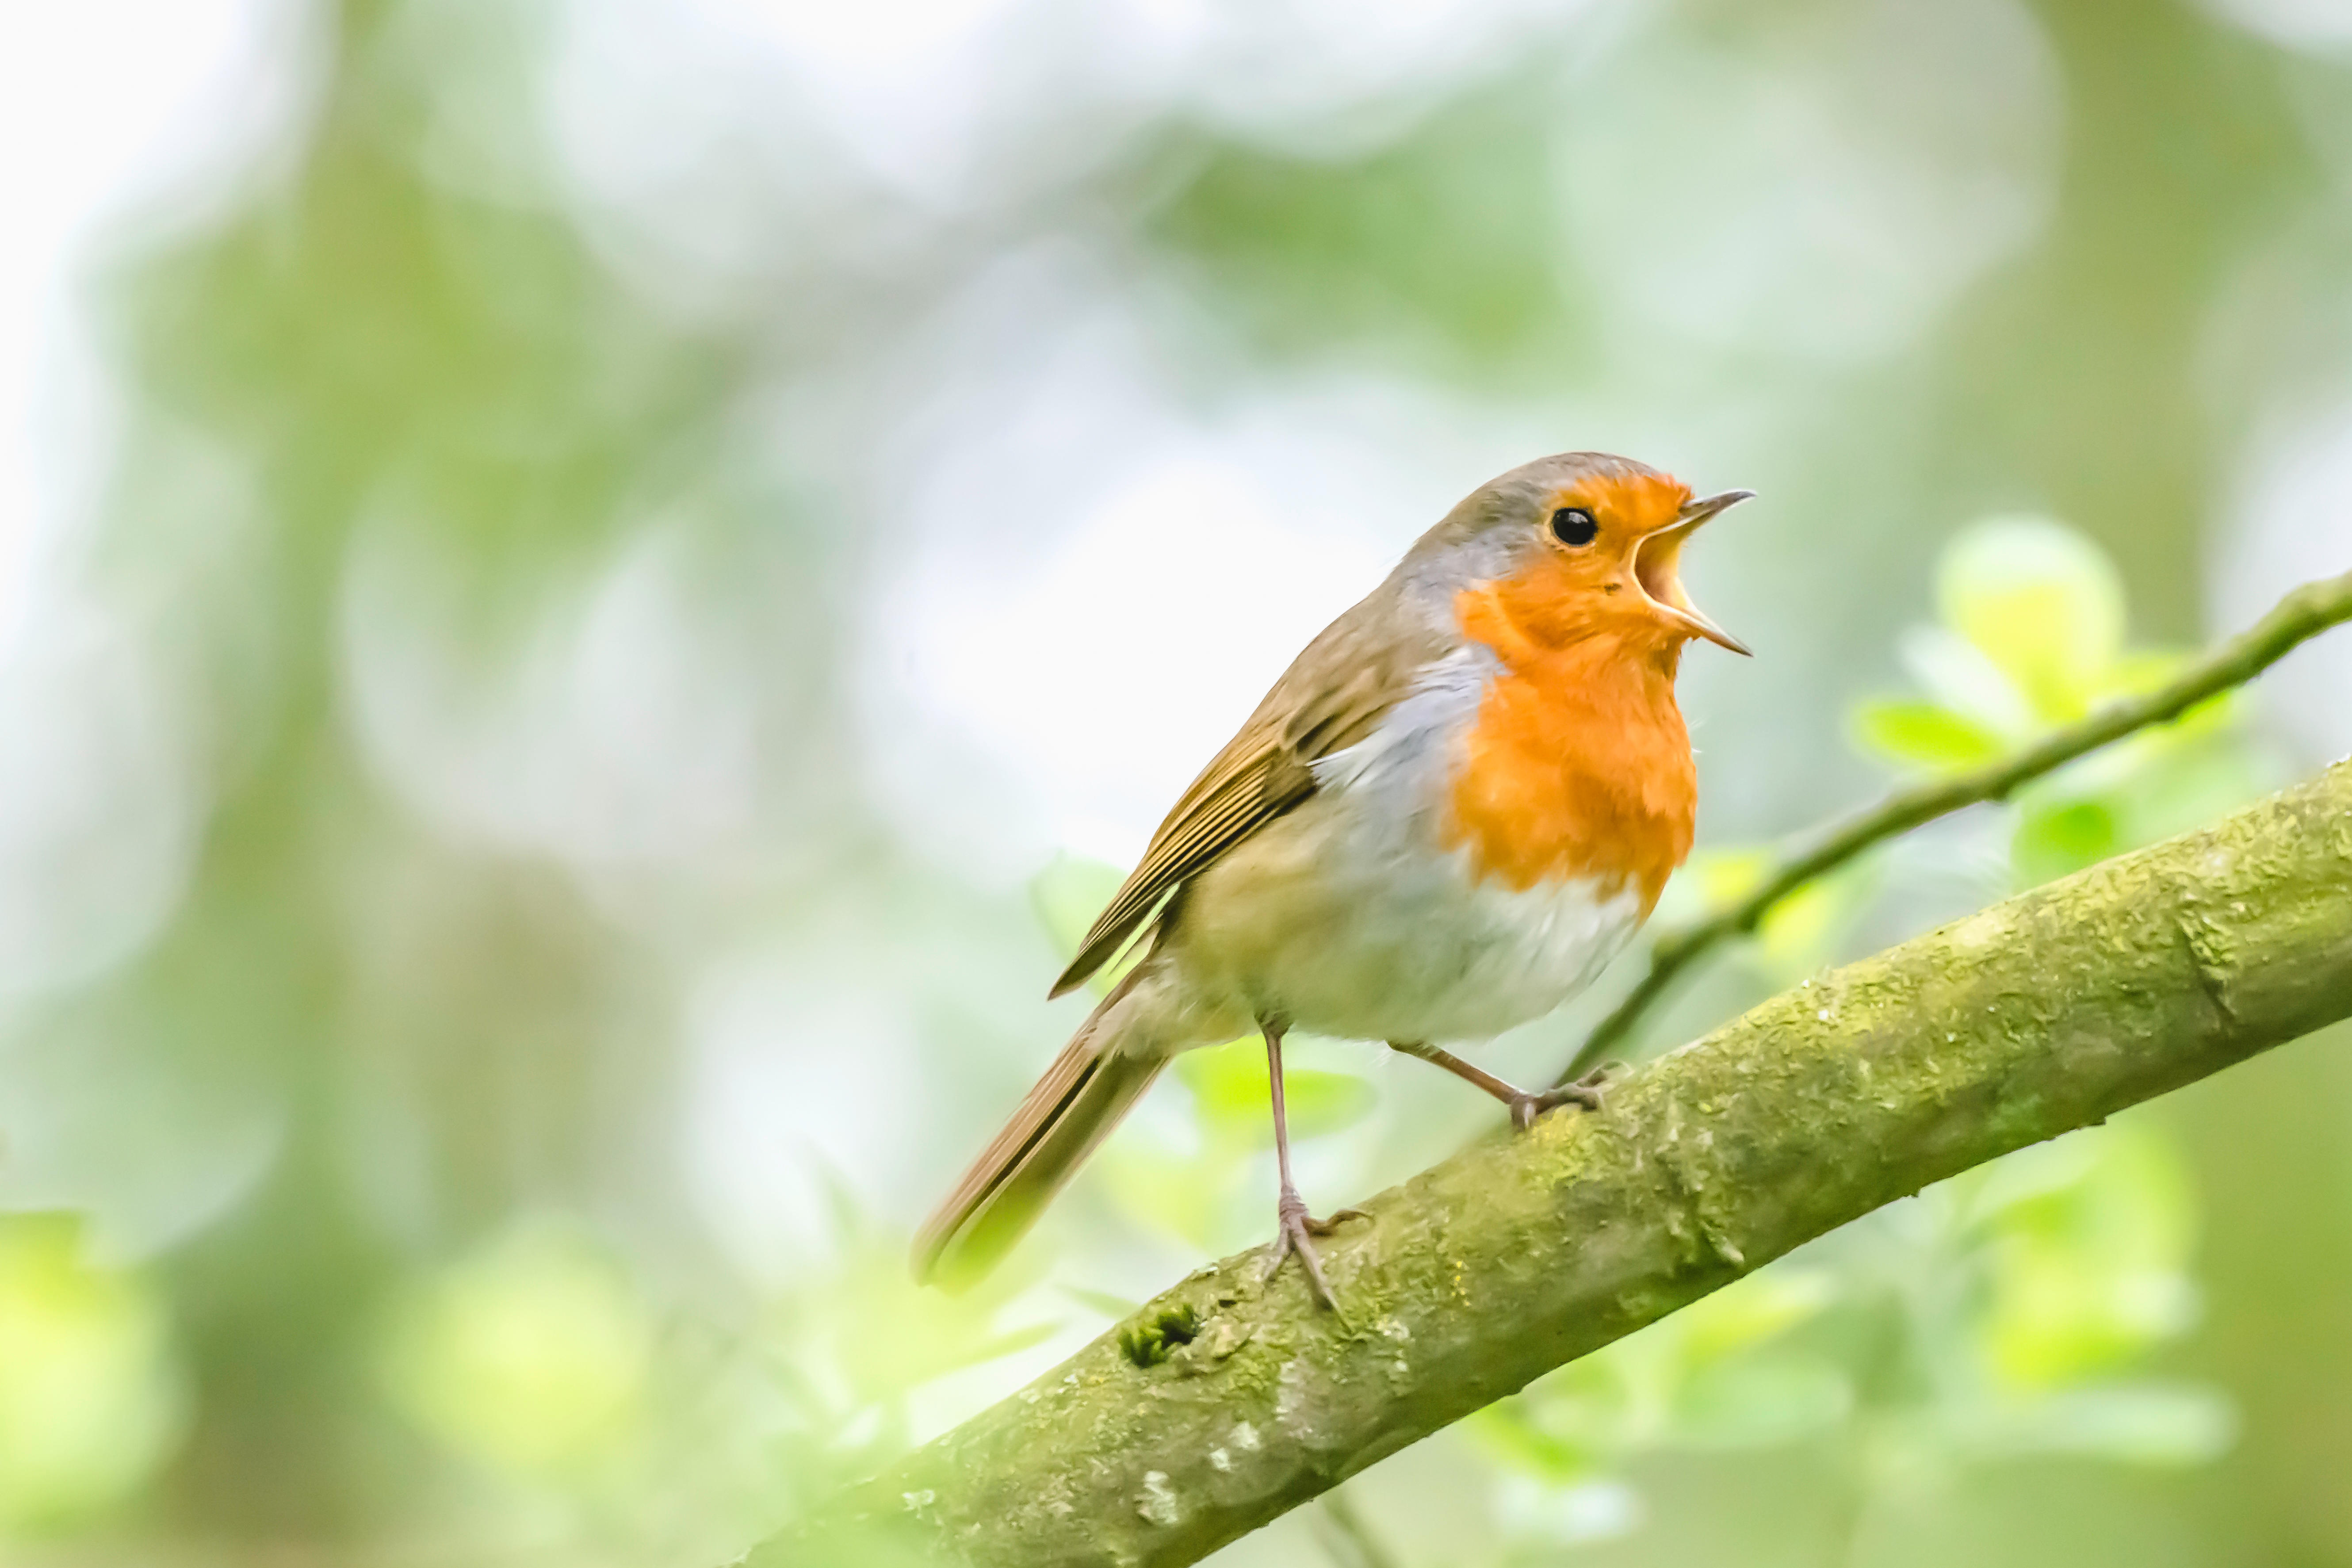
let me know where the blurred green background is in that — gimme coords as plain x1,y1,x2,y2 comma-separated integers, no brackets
2,0,2352,1563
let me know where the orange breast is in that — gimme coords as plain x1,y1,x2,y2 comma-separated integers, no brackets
1443,582,1698,910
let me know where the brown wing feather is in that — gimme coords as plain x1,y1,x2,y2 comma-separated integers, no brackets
1048,732,1308,996
1048,585,1445,998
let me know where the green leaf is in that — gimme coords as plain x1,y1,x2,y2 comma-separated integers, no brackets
1098,1145,1232,1249
2111,743,2265,850
1669,1355,1850,1449
1937,516,2126,723
1967,1383,2235,1467
1029,854,1127,963
2012,796,2119,883
378,1226,652,1477
1980,1246,2197,1390
1897,623,2036,739
2094,646,2192,700
1276,1071,1378,1137
1852,698,2006,773
1753,874,1860,973
1687,845,1769,909
0,1215,183,1526
1966,1125,2200,1390
767,1219,1059,1417
1175,1040,1377,1143
2086,648,2244,753
1687,848,1872,982
1474,1357,1634,1477
1675,1268,1839,1364
1470,1400,1604,1481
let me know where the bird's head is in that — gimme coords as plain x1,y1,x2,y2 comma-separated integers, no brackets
1404,452,1751,663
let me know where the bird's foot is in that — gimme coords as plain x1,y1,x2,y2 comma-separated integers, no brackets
1508,1062,1623,1132
1262,1191,1369,1308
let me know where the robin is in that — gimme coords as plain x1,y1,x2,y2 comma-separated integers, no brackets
913,452,1750,1305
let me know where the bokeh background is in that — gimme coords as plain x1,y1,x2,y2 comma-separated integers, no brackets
3,0,2352,1563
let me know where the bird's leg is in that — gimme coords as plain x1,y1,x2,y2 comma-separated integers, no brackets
1390,1040,1620,1132
1259,1018,1366,1308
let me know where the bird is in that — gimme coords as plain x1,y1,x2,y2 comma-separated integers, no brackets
912,451,1750,1305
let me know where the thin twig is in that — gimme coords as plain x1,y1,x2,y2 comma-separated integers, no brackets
1555,566,2352,1086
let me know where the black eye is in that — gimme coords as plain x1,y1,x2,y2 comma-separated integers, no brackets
1550,507,1598,547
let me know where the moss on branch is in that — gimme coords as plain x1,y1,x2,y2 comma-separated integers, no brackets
750,762,2352,1568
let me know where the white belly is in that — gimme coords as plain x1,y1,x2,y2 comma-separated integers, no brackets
1255,841,1643,1043
1159,648,1650,1048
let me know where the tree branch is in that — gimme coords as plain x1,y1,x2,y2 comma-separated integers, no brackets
748,761,2352,1568
1557,566,2352,1086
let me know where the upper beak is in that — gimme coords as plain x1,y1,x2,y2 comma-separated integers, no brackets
1635,489,1753,656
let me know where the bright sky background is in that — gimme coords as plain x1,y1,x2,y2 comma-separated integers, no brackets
0,1,306,650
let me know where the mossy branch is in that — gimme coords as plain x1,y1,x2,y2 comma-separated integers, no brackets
1556,566,2352,1087
747,761,2352,1568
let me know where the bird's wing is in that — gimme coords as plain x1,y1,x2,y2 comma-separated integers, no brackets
1049,594,1437,997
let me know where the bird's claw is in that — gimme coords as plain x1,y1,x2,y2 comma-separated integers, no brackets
1262,1194,1369,1308
1508,1062,1623,1132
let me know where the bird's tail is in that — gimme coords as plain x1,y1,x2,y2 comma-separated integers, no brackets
912,983,1165,1291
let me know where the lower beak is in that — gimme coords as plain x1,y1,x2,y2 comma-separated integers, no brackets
1636,489,1753,656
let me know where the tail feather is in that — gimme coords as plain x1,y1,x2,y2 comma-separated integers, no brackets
912,996,1164,1291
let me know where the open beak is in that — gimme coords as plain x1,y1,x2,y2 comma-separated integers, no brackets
1633,489,1753,656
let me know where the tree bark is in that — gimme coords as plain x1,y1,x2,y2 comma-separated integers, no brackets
748,761,2352,1568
